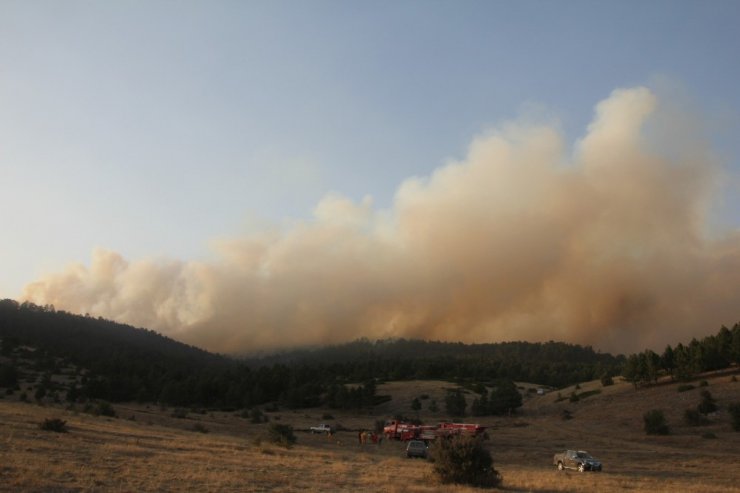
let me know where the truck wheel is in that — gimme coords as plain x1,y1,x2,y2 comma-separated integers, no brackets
578,464,585,472
557,462,564,471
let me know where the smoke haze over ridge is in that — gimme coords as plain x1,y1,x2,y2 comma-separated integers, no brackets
23,87,740,354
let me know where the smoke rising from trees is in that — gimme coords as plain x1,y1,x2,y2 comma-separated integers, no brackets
23,87,740,354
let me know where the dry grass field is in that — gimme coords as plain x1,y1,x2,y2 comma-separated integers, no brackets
2,371,740,492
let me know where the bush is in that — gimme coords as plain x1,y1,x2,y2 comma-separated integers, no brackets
171,408,188,419
248,408,267,424
445,389,467,417
192,423,209,433
428,400,439,413
82,400,117,417
684,408,709,426
430,435,502,488
321,413,334,420
699,380,709,387
697,390,717,415
40,418,68,433
644,409,670,435
677,384,695,393
267,423,296,448
728,403,740,432
0,363,19,388
577,390,601,400
601,375,614,387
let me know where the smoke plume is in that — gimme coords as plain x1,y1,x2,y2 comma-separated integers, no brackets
23,87,740,354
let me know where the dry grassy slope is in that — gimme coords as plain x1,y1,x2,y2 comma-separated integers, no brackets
2,370,740,492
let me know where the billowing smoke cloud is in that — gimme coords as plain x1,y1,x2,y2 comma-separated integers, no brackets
23,87,740,354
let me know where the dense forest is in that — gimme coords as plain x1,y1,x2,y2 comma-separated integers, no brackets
3,299,735,414
622,323,740,387
244,337,623,388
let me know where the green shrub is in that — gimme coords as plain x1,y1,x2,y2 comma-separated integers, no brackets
40,418,68,433
699,380,709,387
728,403,740,432
267,423,296,448
677,384,695,392
249,408,267,424
643,409,670,435
430,435,501,488
192,423,209,433
445,389,467,417
684,408,708,426
411,397,422,411
697,390,717,415
601,375,614,387
171,408,188,419
701,432,717,439
34,386,47,402
82,400,116,417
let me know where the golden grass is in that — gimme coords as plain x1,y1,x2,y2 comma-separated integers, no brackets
2,371,739,492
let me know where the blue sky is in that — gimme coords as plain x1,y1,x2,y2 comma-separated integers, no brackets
2,1,740,349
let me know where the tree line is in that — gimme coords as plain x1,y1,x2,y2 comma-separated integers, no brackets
2,299,621,411
623,323,740,387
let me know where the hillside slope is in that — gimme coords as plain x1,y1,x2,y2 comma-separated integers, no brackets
2,370,739,492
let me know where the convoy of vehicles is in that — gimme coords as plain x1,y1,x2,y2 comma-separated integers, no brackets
553,450,603,472
315,418,603,473
383,420,486,442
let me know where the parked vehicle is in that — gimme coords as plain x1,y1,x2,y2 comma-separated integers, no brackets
310,424,333,434
406,440,428,458
553,450,602,472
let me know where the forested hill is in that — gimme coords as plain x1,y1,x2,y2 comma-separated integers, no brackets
0,299,228,402
246,338,620,366
243,338,624,387
1,299,622,409
0,299,219,363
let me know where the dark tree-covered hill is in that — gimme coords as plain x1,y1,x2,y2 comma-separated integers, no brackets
242,337,624,388
2,299,624,410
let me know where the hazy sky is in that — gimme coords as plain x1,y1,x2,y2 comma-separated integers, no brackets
2,1,740,353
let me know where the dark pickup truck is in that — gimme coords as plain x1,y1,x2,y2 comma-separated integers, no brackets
553,450,603,472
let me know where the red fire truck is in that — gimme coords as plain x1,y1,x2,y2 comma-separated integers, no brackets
383,420,486,442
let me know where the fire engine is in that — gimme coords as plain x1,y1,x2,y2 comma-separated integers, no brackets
383,420,486,442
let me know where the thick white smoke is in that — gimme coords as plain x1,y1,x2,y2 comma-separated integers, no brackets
23,87,740,354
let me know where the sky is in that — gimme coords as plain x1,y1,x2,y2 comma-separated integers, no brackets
2,1,740,354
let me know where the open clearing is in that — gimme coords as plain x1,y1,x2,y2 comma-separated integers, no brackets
2,372,740,492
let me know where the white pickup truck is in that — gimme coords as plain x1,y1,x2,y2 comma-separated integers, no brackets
310,424,333,434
